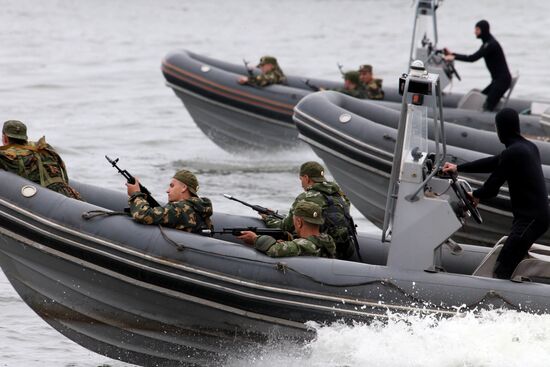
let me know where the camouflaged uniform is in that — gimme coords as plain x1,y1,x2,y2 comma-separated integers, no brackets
333,71,366,99
265,181,354,259
129,192,213,233
254,233,336,258
247,68,286,87
0,137,82,200
362,78,385,100
334,86,367,99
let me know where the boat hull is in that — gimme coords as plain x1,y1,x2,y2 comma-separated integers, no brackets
169,82,302,152
2,172,550,365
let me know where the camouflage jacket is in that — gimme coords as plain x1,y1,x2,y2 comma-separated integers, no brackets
264,181,354,259
0,137,82,200
333,86,366,99
247,68,287,87
254,233,336,258
362,78,385,100
129,192,213,233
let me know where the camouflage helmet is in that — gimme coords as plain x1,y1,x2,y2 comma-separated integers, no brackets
300,161,325,182
2,120,28,140
343,71,361,85
294,201,324,225
257,55,278,67
359,64,373,73
173,169,199,197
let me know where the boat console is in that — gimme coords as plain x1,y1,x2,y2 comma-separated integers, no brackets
410,0,458,90
382,60,482,272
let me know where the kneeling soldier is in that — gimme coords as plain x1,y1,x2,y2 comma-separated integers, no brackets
126,169,213,233
238,201,336,258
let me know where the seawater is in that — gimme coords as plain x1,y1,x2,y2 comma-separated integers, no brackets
0,0,549,365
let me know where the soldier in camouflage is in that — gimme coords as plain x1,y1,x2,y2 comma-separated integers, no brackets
359,64,385,100
332,71,366,99
126,169,213,233
263,161,356,260
0,120,82,200
238,56,287,87
238,201,336,258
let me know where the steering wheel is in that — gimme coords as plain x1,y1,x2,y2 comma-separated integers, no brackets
450,175,482,224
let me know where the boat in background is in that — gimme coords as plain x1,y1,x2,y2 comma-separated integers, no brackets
161,0,549,153
293,90,550,246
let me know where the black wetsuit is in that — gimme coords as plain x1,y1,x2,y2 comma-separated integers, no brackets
453,20,512,111
458,109,549,279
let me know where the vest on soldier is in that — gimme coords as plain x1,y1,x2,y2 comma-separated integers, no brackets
0,136,68,188
319,193,355,259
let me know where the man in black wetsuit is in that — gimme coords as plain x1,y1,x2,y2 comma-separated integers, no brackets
444,20,512,111
443,108,549,279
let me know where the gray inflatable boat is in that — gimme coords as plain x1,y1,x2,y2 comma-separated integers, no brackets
294,91,550,246
162,50,550,153
1,161,550,365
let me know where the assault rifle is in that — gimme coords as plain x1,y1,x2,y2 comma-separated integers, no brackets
303,79,321,92
243,58,255,78
223,194,284,219
105,155,161,208
347,216,363,262
202,227,292,241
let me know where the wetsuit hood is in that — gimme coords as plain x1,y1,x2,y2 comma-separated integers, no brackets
495,108,521,146
476,20,491,42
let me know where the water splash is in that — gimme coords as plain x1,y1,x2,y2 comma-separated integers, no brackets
230,309,550,367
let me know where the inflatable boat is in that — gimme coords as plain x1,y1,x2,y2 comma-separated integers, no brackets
162,50,549,153
1,170,550,366
293,91,550,246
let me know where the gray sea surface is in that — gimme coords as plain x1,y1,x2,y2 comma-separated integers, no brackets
1,0,550,366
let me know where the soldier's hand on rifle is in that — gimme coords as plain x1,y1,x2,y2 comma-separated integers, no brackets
126,177,141,196
238,76,248,84
237,231,257,246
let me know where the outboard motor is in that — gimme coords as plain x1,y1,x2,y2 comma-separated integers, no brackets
382,60,481,272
